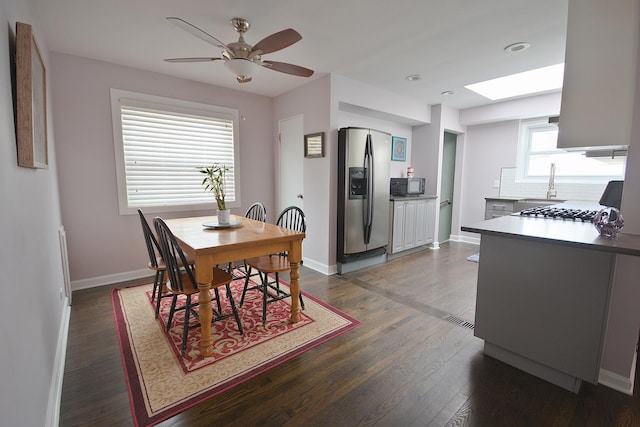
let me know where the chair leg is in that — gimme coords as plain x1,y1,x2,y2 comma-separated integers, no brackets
213,288,222,313
181,295,192,356
166,294,178,332
154,270,165,319
151,270,163,302
262,273,268,325
225,283,243,334
240,266,252,307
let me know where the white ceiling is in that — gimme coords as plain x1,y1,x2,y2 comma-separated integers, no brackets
33,0,569,110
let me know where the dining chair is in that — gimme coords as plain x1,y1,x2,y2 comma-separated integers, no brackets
244,202,267,222
138,209,175,319
224,202,268,280
154,217,243,356
240,206,306,324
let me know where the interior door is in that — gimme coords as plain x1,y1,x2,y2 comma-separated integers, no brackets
439,132,456,243
279,115,304,215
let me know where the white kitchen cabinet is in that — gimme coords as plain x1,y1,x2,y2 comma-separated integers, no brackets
557,0,639,150
390,198,435,254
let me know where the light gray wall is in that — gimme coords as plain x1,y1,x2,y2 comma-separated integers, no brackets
1,1,68,425
50,53,274,287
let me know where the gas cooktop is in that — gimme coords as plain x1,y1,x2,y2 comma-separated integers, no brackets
517,206,598,222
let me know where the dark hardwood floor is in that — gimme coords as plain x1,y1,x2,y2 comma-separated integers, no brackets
60,242,640,426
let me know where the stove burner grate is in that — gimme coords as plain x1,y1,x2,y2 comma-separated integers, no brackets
519,206,598,222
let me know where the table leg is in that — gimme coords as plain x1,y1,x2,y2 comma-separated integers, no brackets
289,261,301,323
195,255,214,358
198,283,213,357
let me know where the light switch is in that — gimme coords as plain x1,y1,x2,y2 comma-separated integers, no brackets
493,180,500,189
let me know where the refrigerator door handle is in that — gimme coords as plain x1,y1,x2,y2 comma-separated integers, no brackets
363,134,374,244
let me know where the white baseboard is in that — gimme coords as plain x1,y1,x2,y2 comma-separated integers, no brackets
598,350,636,396
72,259,335,291
46,299,71,427
300,258,334,275
71,268,151,290
450,234,481,245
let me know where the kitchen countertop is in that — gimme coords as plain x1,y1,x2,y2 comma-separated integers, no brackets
462,202,640,257
389,194,437,201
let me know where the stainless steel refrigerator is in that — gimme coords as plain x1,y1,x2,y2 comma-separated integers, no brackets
337,127,391,267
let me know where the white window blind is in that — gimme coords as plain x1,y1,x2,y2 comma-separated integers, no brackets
111,89,240,214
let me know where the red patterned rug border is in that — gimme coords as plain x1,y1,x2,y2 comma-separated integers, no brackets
112,281,360,426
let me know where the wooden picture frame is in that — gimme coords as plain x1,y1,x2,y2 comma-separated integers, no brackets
391,136,407,161
304,132,324,158
16,22,48,169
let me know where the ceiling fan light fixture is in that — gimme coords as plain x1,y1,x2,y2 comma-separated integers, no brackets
224,58,260,81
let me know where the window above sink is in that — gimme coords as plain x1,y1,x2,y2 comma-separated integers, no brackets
516,118,625,185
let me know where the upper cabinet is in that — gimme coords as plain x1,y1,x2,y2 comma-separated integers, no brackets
557,0,640,150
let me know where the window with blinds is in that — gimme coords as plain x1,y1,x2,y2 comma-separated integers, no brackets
111,89,240,214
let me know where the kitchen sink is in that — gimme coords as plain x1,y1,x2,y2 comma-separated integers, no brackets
514,198,565,211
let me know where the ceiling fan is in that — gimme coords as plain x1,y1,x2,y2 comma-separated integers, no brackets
164,17,314,83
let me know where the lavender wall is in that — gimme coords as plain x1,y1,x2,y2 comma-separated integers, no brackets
0,1,67,425
273,76,332,272
458,120,520,235
50,53,274,287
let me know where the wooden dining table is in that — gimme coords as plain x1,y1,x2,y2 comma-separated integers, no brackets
163,214,305,357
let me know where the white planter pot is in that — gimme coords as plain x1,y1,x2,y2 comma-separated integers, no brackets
217,209,231,225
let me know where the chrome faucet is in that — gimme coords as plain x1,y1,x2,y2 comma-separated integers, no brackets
546,162,557,199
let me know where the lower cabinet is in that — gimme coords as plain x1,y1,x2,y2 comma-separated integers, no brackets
390,198,435,254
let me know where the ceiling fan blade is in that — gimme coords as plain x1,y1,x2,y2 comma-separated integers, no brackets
166,17,230,50
263,61,314,77
164,57,223,63
251,29,302,55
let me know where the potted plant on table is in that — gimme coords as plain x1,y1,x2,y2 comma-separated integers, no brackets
199,163,231,224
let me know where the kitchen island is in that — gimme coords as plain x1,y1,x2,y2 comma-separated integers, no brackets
462,206,640,393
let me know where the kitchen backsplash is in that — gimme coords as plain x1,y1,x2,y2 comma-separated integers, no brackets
499,168,608,202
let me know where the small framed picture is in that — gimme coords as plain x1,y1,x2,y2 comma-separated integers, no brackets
391,136,407,161
304,132,324,158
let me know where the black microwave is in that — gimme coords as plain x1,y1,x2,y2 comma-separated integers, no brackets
390,178,425,196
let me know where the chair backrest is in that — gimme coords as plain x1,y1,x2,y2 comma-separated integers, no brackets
153,217,197,293
276,206,306,233
138,209,161,268
245,202,267,222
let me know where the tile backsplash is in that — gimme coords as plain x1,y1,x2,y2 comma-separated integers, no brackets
499,168,607,201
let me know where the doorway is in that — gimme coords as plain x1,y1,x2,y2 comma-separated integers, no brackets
278,115,304,215
438,132,457,243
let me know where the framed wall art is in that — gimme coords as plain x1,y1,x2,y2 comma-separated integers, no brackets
304,132,324,158
391,136,407,161
16,22,48,169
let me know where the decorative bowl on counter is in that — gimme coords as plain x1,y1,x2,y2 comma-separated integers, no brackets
593,207,624,238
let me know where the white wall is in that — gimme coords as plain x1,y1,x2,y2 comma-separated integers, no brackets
50,53,275,287
0,1,68,425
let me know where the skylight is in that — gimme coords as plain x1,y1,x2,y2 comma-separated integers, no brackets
465,63,565,100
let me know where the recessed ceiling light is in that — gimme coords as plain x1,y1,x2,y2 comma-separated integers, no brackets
504,42,531,53
441,90,454,96
405,74,422,81
465,63,564,101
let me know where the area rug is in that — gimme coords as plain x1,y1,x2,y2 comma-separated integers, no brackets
112,277,360,426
